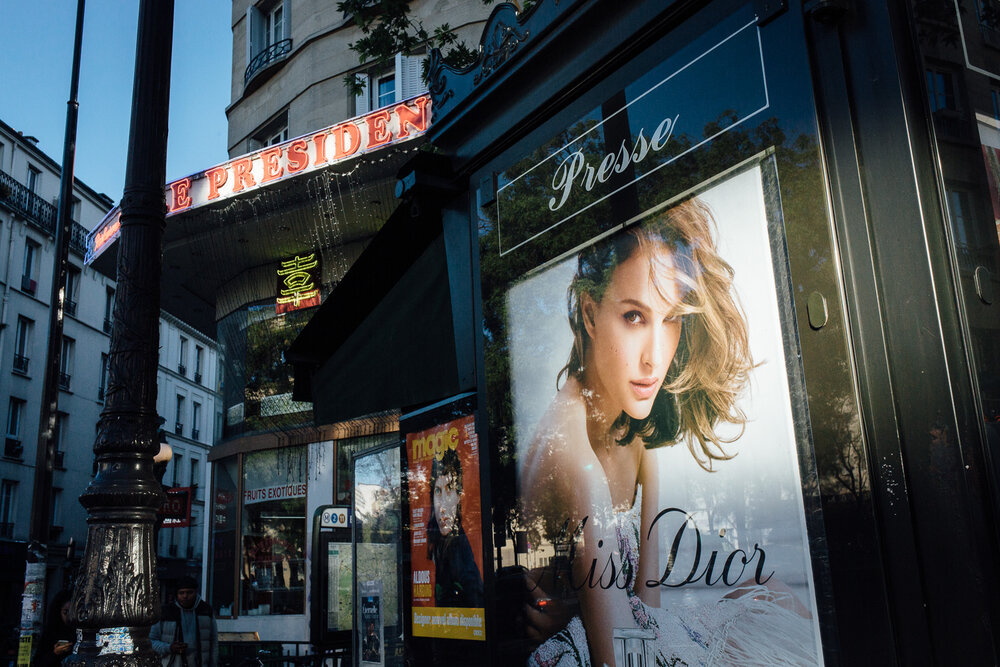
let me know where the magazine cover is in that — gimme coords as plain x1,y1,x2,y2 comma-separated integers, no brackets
406,414,486,640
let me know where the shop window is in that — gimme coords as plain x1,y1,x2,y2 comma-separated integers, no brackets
354,52,427,115
240,446,307,616
210,456,239,616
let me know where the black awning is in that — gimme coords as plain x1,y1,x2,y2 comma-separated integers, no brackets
288,188,469,426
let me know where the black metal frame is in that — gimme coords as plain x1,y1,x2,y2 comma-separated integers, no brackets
245,38,292,85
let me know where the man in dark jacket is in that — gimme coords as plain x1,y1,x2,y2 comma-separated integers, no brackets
150,577,218,667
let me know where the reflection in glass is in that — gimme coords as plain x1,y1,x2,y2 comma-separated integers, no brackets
240,446,307,615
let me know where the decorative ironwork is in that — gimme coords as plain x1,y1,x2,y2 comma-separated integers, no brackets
245,38,292,85
194,372,202,384
0,168,98,257
59,372,72,391
4,438,22,459
177,364,186,376
103,317,113,334
175,422,183,436
66,299,78,317
427,48,454,116
474,8,530,85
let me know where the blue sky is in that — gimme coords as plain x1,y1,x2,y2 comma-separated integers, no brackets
0,0,232,201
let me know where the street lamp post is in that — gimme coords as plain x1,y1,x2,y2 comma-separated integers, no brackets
66,1,174,665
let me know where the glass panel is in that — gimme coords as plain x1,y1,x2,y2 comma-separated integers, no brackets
353,443,403,665
335,432,398,505
240,446,307,615
475,2,863,662
210,456,239,616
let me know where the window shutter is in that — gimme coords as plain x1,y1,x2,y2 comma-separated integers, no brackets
282,0,291,41
399,54,428,100
355,73,370,115
246,5,261,63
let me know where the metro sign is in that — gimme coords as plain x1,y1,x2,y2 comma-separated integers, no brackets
85,94,432,265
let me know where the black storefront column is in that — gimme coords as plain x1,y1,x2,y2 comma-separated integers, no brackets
67,1,174,664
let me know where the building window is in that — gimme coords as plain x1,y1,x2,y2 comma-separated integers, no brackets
104,287,115,334
245,0,291,84
51,487,63,534
99,354,109,401
5,399,24,459
178,336,188,376
927,69,957,112
21,239,39,295
59,337,74,391
13,317,31,375
192,402,202,442
26,165,40,194
249,111,289,152
190,458,200,488
64,266,80,316
0,481,16,538
175,395,185,436
53,413,67,468
377,73,396,108
195,346,204,384
70,197,81,224
173,453,183,488
354,52,427,114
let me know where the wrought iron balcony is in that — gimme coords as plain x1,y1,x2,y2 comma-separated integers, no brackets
192,428,200,441
65,299,78,317
0,168,99,257
175,422,184,436
245,38,292,85
194,372,202,384
178,363,186,376
12,354,29,375
103,317,113,334
58,372,71,391
4,438,23,459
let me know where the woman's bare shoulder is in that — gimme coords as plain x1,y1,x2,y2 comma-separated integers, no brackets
518,378,592,500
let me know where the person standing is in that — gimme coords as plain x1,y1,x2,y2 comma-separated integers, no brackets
150,577,218,667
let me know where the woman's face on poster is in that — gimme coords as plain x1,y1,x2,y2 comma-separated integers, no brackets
433,471,460,537
582,246,682,420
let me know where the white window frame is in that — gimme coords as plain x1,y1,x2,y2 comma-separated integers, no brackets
355,52,427,115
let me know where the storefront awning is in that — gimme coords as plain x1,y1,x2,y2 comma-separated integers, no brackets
288,156,470,425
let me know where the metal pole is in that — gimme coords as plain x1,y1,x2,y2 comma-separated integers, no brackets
17,2,85,664
66,2,174,665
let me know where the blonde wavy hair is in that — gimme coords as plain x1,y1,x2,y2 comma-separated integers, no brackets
560,197,753,469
